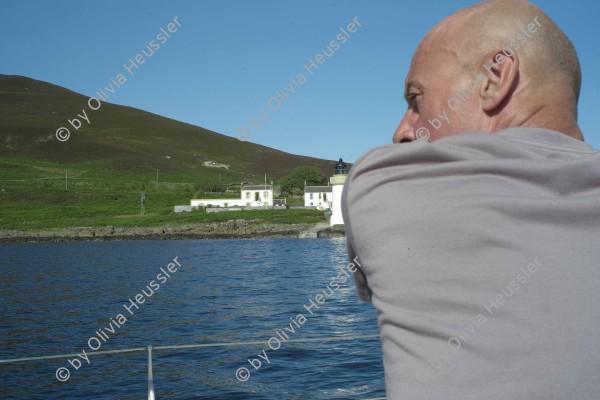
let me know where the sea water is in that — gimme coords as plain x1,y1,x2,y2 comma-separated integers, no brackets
0,238,384,399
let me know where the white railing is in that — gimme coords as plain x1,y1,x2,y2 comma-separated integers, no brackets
0,334,385,400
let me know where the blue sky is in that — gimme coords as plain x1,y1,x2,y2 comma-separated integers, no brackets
1,0,598,162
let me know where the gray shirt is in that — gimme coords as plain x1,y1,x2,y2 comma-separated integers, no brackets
342,128,600,399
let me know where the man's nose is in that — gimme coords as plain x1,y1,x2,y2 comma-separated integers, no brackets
393,109,418,143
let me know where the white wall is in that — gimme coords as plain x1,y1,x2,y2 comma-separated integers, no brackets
190,198,247,207
241,189,273,207
191,188,273,208
330,184,344,226
304,191,331,209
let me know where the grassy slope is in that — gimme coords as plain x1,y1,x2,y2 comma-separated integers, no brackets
0,75,329,230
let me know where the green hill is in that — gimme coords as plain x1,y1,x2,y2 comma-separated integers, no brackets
0,74,336,178
0,75,334,231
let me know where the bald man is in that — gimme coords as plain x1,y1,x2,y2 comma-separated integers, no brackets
342,1,600,399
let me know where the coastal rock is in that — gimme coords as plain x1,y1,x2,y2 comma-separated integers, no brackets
0,222,339,242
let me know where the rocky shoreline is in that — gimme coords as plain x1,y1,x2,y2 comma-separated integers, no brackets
0,220,346,243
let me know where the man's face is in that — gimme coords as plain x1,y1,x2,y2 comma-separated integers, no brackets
393,35,485,143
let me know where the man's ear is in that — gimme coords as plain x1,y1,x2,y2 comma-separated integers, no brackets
479,49,519,112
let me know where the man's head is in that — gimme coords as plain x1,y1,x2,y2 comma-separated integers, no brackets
393,0,583,143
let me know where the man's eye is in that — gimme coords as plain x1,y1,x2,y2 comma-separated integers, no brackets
406,93,419,111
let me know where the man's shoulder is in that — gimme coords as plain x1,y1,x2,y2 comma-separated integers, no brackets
349,128,597,181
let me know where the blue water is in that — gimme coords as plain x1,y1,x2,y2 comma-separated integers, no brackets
0,238,384,399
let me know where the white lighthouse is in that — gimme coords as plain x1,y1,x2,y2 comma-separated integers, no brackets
329,158,349,226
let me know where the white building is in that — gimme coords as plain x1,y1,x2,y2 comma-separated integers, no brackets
190,184,273,208
304,186,332,210
329,159,349,226
301,159,349,226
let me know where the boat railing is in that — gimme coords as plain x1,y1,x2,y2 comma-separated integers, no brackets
0,334,386,400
